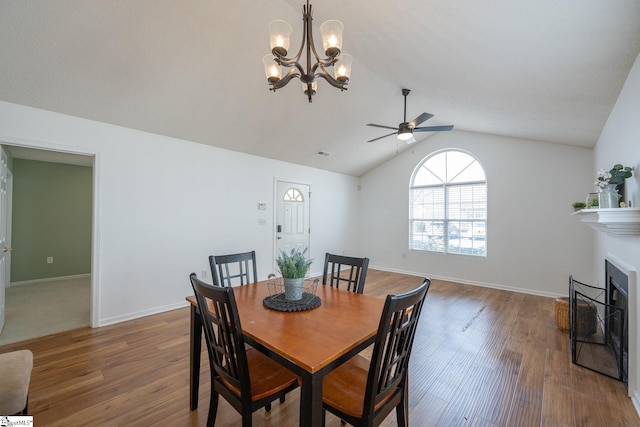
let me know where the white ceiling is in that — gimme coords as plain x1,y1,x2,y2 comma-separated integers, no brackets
1,1,639,176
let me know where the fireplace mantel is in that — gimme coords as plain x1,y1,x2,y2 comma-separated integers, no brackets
573,208,640,235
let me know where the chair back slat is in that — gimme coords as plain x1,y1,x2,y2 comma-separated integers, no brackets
189,273,251,397
365,278,430,415
209,251,257,287
322,253,370,294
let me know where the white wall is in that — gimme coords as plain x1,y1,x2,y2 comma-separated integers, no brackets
0,101,359,325
359,130,594,297
593,52,640,411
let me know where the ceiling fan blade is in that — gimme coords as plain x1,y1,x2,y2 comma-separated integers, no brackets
367,131,397,143
414,125,454,132
366,123,399,131
408,112,433,128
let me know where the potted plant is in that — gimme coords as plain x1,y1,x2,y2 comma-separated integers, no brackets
595,164,633,189
276,248,313,300
572,202,586,212
595,164,633,208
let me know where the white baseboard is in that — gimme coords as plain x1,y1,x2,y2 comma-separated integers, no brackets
369,264,563,299
9,273,91,287
98,301,189,327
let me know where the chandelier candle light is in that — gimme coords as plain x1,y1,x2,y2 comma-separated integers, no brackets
262,0,352,102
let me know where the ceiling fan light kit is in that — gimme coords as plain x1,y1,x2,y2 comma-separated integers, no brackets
263,0,352,102
397,127,413,140
367,89,454,143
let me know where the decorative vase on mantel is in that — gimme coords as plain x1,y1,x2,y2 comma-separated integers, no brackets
283,277,304,300
598,184,619,209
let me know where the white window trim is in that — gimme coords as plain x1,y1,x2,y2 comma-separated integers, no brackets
409,149,487,256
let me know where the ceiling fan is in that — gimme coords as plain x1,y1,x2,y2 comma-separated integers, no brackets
367,89,453,143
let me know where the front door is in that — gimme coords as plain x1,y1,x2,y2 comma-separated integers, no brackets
275,181,311,270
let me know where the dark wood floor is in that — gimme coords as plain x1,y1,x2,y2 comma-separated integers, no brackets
0,270,637,426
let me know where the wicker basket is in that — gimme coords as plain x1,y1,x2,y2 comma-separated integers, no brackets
555,297,570,332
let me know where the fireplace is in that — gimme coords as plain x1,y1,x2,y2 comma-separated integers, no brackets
570,261,629,388
606,259,629,388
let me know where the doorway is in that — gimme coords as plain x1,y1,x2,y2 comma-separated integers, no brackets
274,180,311,269
0,143,96,345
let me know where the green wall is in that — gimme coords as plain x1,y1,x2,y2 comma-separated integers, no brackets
11,159,92,282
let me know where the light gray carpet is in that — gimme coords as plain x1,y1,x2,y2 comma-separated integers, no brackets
0,276,90,346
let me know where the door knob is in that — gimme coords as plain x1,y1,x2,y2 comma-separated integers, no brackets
2,247,12,253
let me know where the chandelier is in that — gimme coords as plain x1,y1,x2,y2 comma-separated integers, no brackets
262,0,352,103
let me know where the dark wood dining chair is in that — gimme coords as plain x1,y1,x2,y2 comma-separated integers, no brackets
209,251,257,287
189,273,299,427
208,250,290,404
322,253,370,294
321,278,431,427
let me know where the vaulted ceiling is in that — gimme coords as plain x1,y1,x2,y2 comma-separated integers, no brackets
2,1,640,176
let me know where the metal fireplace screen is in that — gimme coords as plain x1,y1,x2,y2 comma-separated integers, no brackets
569,275,625,381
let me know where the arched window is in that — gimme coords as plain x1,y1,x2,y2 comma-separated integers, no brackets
283,187,304,202
409,149,487,256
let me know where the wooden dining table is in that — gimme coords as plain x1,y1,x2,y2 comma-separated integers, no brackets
187,279,386,427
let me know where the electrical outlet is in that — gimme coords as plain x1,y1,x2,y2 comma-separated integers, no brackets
201,270,208,279
47,256,53,264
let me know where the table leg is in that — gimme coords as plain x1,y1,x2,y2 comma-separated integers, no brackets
189,304,203,411
299,371,323,427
